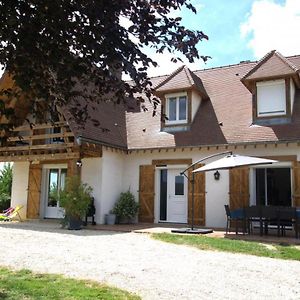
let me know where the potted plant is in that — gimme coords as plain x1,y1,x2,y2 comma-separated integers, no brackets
59,176,93,230
105,210,116,225
112,191,139,224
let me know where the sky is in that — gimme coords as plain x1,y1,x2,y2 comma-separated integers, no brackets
145,0,300,76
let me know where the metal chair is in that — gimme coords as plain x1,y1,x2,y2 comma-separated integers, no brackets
244,206,262,235
224,205,245,234
261,205,280,236
278,207,298,238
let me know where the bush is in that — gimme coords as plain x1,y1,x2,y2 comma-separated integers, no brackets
0,163,12,211
59,176,93,220
112,191,139,219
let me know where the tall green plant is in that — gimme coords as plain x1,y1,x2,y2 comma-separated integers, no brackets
0,163,12,211
112,191,139,220
59,176,92,219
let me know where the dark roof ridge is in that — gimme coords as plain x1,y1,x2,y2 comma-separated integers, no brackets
126,53,300,82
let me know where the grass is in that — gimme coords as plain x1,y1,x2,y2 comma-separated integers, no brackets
0,267,140,300
152,233,300,261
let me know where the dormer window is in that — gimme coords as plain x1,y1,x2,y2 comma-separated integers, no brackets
256,79,286,117
166,93,188,125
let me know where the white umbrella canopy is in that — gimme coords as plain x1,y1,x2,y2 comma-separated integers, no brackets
193,154,278,173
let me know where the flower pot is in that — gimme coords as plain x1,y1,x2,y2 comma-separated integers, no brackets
105,213,116,225
118,216,137,224
68,217,83,230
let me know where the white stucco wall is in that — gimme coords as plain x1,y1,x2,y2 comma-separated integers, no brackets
81,158,102,223
122,144,300,228
99,149,125,223
191,90,202,120
11,162,30,219
205,169,229,228
290,79,295,113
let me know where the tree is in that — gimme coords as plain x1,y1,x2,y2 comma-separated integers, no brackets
0,163,13,210
0,1,209,129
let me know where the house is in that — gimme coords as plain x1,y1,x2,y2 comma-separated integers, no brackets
1,50,300,228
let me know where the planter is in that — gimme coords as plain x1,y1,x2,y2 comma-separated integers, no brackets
118,216,137,224
105,213,116,225
68,217,83,230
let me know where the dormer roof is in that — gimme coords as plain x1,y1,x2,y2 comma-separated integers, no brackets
154,65,208,98
241,50,300,90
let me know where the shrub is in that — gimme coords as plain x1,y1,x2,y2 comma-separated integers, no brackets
59,176,93,220
112,191,139,219
0,163,12,211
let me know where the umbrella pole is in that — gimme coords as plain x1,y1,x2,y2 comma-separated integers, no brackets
179,150,232,231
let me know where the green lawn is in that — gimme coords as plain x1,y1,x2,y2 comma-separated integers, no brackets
0,267,140,300
152,233,300,261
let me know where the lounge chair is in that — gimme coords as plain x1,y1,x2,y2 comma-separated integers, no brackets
0,205,23,221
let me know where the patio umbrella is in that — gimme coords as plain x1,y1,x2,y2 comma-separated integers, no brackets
172,152,278,234
193,154,277,173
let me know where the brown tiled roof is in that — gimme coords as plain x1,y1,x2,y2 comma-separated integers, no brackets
242,50,298,80
3,51,300,150
155,65,208,98
126,54,300,149
64,99,128,149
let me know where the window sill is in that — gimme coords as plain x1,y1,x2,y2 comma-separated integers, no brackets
161,124,190,133
253,116,291,126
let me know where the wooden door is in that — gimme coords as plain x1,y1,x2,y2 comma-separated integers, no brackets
229,167,249,210
139,165,155,223
292,161,300,206
27,164,42,219
188,163,205,226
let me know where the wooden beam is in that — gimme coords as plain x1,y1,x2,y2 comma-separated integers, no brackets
152,159,192,165
0,143,74,152
8,132,74,142
12,121,67,131
0,152,80,162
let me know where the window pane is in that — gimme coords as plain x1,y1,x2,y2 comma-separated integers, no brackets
160,170,168,221
179,96,187,120
168,97,177,121
60,169,67,191
48,169,58,207
256,169,265,206
175,175,184,195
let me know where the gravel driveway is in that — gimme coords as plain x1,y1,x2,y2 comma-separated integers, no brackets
0,222,299,300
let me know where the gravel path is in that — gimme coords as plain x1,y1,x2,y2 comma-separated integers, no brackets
0,222,300,300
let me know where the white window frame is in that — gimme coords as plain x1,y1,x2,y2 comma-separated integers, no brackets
165,92,188,125
256,79,286,117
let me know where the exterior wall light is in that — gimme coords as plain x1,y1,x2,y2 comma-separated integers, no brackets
76,159,82,167
214,170,220,180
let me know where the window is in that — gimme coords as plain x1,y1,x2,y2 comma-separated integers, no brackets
175,175,184,195
256,80,286,117
166,94,188,124
255,168,291,206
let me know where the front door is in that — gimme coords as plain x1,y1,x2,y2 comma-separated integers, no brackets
159,169,187,223
45,168,67,218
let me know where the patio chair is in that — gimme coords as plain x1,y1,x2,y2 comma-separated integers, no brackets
244,206,262,235
0,205,23,221
224,205,245,234
278,207,298,238
261,206,280,236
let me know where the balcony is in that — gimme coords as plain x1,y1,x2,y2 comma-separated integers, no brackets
0,121,79,162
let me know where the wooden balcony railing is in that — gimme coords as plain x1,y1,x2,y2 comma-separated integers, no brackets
0,121,78,161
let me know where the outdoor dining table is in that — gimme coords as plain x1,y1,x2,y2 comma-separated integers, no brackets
231,206,300,238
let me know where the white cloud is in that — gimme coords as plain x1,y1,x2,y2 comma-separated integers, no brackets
241,0,300,58
145,50,206,77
